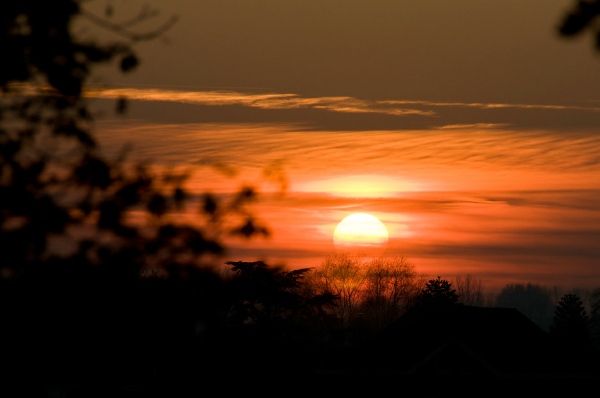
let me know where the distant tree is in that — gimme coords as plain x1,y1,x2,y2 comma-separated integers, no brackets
223,260,337,334
307,251,367,326
453,274,485,306
589,288,600,349
359,256,425,330
494,283,555,331
413,276,460,309
214,260,338,369
550,293,592,349
306,253,425,330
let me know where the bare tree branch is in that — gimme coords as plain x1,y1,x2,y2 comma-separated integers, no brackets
80,6,179,43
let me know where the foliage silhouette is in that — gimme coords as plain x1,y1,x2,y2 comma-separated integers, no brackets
0,2,274,395
0,1,270,280
222,260,338,347
558,0,600,50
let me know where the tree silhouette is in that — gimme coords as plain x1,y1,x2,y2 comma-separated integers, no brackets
413,276,460,309
307,251,367,326
360,256,424,329
589,288,600,349
307,253,425,329
549,293,592,348
453,274,485,306
223,260,336,334
494,283,555,331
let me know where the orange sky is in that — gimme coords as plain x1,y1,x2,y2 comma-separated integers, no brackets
80,0,600,294
93,115,600,294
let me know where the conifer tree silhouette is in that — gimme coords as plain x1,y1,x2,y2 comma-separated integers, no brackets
414,276,460,309
549,293,591,347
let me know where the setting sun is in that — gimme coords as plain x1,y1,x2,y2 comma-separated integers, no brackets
333,213,389,252
7,1,600,394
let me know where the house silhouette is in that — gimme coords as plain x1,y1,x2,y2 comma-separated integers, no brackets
311,305,600,395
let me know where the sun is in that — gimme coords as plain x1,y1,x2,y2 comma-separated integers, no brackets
333,213,389,253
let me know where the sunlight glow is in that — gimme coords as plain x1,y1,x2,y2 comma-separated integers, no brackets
300,175,419,197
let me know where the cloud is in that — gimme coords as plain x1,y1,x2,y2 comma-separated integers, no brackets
438,123,510,130
86,87,436,117
95,122,600,193
379,99,600,113
84,87,600,133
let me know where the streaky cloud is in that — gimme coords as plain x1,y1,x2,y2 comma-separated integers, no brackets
85,87,435,117
379,99,600,112
438,123,510,129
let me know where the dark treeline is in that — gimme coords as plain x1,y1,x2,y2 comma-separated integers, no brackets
3,256,600,395
2,1,600,396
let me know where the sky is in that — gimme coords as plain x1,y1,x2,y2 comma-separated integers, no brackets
81,0,600,294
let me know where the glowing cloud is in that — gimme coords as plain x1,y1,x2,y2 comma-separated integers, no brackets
85,87,435,117
297,174,421,197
